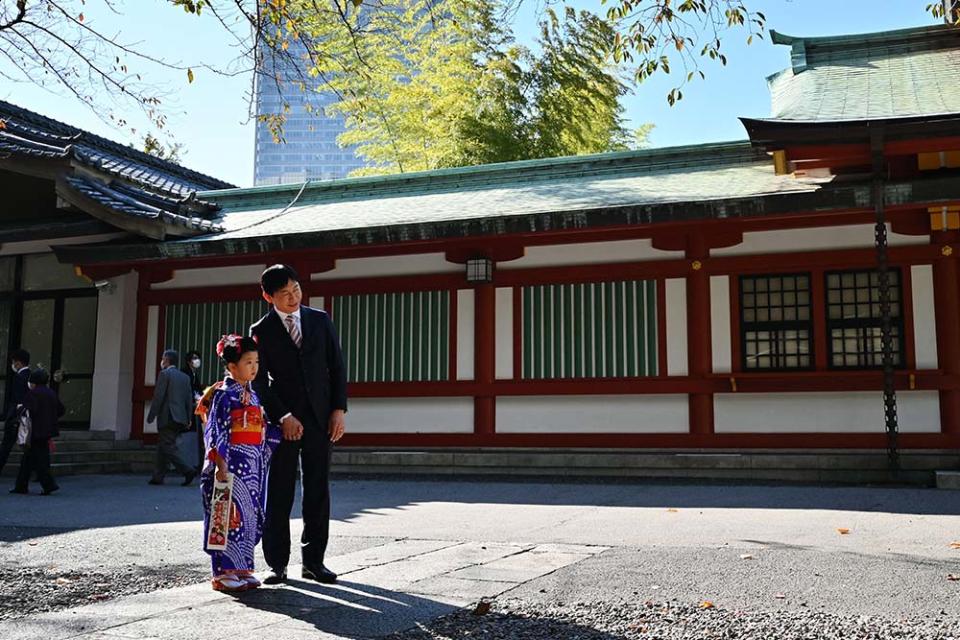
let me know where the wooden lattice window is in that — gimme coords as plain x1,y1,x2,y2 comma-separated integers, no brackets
739,273,813,371
826,269,904,369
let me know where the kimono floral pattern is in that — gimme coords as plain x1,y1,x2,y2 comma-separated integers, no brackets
200,377,280,576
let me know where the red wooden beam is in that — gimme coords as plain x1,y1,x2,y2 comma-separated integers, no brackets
337,431,960,450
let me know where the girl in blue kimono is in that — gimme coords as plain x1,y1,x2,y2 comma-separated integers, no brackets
198,334,280,592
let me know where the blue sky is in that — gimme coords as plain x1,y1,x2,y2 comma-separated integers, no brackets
2,1,936,187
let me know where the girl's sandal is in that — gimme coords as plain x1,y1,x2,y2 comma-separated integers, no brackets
240,573,262,589
211,575,249,593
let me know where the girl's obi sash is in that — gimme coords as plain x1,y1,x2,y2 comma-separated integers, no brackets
229,406,264,445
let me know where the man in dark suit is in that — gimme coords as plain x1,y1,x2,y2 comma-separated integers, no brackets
252,264,347,585
0,348,31,476
147,350,197,486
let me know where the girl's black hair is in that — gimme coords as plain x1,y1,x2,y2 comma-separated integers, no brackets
220,337,259,365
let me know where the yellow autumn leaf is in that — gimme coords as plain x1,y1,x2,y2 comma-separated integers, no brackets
949,542,960,549
700,601,714,609
837,528,850,535
187,68,195,84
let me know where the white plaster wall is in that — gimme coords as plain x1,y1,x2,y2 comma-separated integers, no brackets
312,253,460,280
911,264,938,369
712,224,923,257
309,296,325,311
346,398,474,433
715,391,940,433
505,239,682,269
457,289,475,381
710,276,732,374
495,287,513,380
90,272,138,438
143,402,157,435
497,395,689,433
152,264,267,289
145,306,159,386
665,278,688,376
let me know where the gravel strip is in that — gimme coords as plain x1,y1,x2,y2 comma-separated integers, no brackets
0,564,208,620
389,599,960,640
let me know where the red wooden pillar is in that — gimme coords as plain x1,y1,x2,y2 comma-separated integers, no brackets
130,268,149,440
686,235,714,437
474,283,496,436
932,232,960,435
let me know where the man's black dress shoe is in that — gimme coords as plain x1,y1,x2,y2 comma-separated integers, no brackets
302,564,337,584
147,477,163,486
40,485,59,496
263,568,287,584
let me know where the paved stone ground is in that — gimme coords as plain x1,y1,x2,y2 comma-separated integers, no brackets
2,475,960,639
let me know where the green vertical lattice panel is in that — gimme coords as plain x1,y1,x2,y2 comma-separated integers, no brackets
332,291,450,383
164,299,270,383
521,280,658,379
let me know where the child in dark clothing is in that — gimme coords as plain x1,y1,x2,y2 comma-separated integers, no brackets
11,369,64,495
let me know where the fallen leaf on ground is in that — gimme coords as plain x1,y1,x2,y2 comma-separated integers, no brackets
472,601,492,616
949,542,960,549
947,574,960,582
739,554,754,560
667,508,679,513
837,528,851,535
27,541,38,546
700,601,715,609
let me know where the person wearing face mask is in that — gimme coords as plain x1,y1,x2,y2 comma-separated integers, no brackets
182,350,205,471
0,348,31,477
10,368,63,495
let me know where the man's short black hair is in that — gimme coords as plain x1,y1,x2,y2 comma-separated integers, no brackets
261,264,300,296
10,348,29,366
29,368,49,386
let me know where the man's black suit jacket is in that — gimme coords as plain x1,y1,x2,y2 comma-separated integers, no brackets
5,367,30,422
250,306,347,429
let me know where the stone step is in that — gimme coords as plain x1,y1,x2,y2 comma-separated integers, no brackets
57,430,116,441
4,450,155,466
330,448,957,486
936,471,960,490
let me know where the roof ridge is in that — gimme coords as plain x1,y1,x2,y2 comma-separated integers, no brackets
202,140,760,203
0,99,233,189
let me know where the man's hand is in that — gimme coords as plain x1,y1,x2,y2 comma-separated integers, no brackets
329,409,345,443
281,414,304,441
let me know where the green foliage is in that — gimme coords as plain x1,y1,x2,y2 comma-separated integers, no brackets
297,1,646,175
141,132,185,162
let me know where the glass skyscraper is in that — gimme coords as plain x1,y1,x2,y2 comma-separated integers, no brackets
253,56,367,186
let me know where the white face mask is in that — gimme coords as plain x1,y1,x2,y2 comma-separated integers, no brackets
191,359,202,369
10,364,18,373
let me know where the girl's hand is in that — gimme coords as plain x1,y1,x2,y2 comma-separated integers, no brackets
215,459,228,482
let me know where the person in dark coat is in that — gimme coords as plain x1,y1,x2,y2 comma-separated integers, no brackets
11,368,63,495
147,350,197,486
251,264,347,585
0,348,31,476
181,349,206,470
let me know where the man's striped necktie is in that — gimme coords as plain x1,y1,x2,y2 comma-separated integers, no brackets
285,314,302,348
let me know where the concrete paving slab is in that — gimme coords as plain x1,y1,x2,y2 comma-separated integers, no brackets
343,541,530,590
407,575,518,600
329,538,460,575
449,550,592,583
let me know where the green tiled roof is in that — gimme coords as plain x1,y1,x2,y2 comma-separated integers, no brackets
764,25,960,122
196,141,822,242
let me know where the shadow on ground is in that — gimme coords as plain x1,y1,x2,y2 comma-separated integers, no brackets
2,474,958,540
